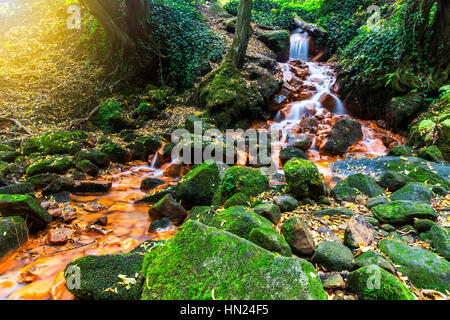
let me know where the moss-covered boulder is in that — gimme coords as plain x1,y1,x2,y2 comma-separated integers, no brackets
353,250,395,274
26,156,74,177
186,206,218,223
140,178,165,191
0,144,15,152
371,200,436,226
284,158,325,200
75,150,109,168
127,136,163,161
406,165,450,190
0,151,21,163
21,137,41,156
377,171,414,192
386,93,425,129
174,160,220,208
418,146,444,162
279,147,308,164
184,115,215,134
0,182,34,195
348,265,414,300
27,173,60,189
94,100,131,133
0,216,28,258
390,183,433,204
314,207,353,217
388,145,415,157
335,173,385,198
258,30,290,62
135,186,175,204
132,102,160,121
253,203,281,224
379,239,450,293
0,194,52,231
64,252,145,300
429,225,450,260
148,194,187,226
212,166,269,206
100,141,132,164
223,192,251,208
75,160,99,177
321,119,363,156
331,186,360,203
311,241,353,271
140,220,326,300
249,227,292,257
39,131,87,155
281,217,315,256
273,195,298,212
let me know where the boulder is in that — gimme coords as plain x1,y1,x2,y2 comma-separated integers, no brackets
75,150,109,168
148,217,171,233
332,186,361,203
249,227,292,257
27,173,60,189
26,156,74,177
279,147,308,164
0,182,34,195
257,30,290,62
39,131,86,155
140,178,165,191
287,134,313,151
390,183,433,204
429,225,450,260
94,100,131,133
321,119,363,156
281,217,315,256
367,195,388,209
0,151,21,163
148,194,187,226
348,265,414,300
319,93,337,112
253,203,281,224
273,195,298,212
127,136,163,161
132,102,160,120
223,192,251,208
377,171,413,192
388,145,415,157
353,250,395,274
314,207,353,217
135,186,175,204
311,241,353,271
71,181,112,194
100,140,132,164
379,239,450,293
284,158,325,200
335,173,385,198
418,146,444,162
344,215,375,249
371,200,436,226
0,216,28,258
42,177,75,196
140,220,326,300
75,160,99,177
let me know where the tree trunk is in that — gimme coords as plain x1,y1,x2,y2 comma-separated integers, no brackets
225,0,253,69
429,0,450,83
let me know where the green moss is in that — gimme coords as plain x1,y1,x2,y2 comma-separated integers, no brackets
353,251,395,274
418,146,444,162
132,102,160,120
39,131,86,155
127,136,163,161
26,156,74,177
371,200,436,226
311,241,353,271
335,173,385,198
390,182,433,204
0,216,28,258
0,151,21,163
21,137,41,156
283,158,325,200
75,150,109,168
100,141,132,164
94,99,129,133
223,192,251,208
249,227,292,257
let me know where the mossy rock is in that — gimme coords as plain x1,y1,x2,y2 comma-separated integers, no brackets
0,216,28,258
0,182,34,195
140,220,326,300
371,200,436,226
390,183,433,204
249,227,292,257
335,173,385,198
186,206,218,224
281,216,315,256
257,30,290,62
135,186,175,204
140,178,165,191
379,239,450,293
279,147,308,164
311,241,353,271
26,156,74,177
273,195,298,212
223,192,251,209
184,115,215,134
353,250,395,274
314,207,353,217
388,145,415,157
132,102,160,120
39,131,87,155
377,171,414,192
348,265,414,300
174,160,220,208
284,158,325,200
100,141,132,164
27,173,60,189
212,166,269,206
94,100,130,133
0,151,21,163
75,150,109,168
413,218,436,233
387,93,425,129
322,119,363,156
406,165,450,191
75,160,99,177
418,146,444,162
429,225,450,260
127,136,163,161
253,203,281,224
21,137,41,156
64,253,144,300
0,144,15,152
331,186,361,202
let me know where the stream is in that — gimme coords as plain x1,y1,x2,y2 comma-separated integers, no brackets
0,29,406,300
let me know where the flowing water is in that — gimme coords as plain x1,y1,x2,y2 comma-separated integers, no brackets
0,30,406,300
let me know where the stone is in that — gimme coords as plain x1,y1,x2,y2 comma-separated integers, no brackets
429,225,450,260
367,195,388,209
281,217,315,256
27,173,60,189
379,239,450,293
279,147,308,164
0,151,21,163
148,217,171,232
413,218,436,233
322,274,345,289
135,186,175,204
140,220,326,300
94,100,131,133
377,171,413,192
223,192,251,208
344,215,375,249
92,215,108,227
71,181,112,194
353,250,395,274
0,194,52,231
311,241,354,271
140,178,165,191
287,134,313,151
335,173,385,198
314,207,353,217
148,194,187,226
26,156,74,177
371,200,436,226
284,158,325,200
332,186,361,203
388,145,415,157
273,195,298,212
38,130,87,155
0,182,34,195
0,216,28,258
75,160,99,177
321,119,363,156
257,30,290,62
390,183,433,204
248,227,292,257
42,177,74,196
75,150,109,168
348,265,414,300
127,136,163,161
253,203,281,224
418,146,444,162
319,93,337,112
100,140,132,164
47,227,73,245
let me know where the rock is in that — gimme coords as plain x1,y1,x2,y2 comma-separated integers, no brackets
284,158,325,200
344,215,375,249
148,217,171,232
366,217,379,227
257,30,290,62
367,195,388,209
348,265,414,300
27,173,60,189
380,224,396,232
92,215,108,227
406,165,450,191
292,16,327,38
311,241,354,271
184,115,215,134
21,137,41,155
314,207,353,217
353,251,395,274
429,225,450,260
390,183,433,204
273,195,298,212
418,146,444,162
26,156,74,177
135,186,175,204
0,182,34,195
321,119,363,156
38,131,87,155
319,93,337,112
64,252,144,300
75,160,99,177
371,200,436,226
119,129,139,142
223,192,251,208
47,191,71,204
0,194,52,231
281,217,315,256
212,166,269,206
322,274,345,289
127,136,163,161
0,151,21,163
148,194,187,226
186,206,218,223
379,239,450,293
388,145,415,157
377,171,413,192
42,177,75,196
335,173,385,198
62,210,77,223
279,147,308,164
413,218,436,233
249,227,292,257
71,181,112,194
140,178,165,191
75,150,109,168
332,186,361,203
140,220,326,300
253,203,281,224
287,134,313,151
174,160,220,208
100,140,132,164
94,100,131,133
47,227,73,245
132,102,160,120
0,216,28,258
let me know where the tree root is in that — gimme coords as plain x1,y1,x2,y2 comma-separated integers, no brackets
66,105,100,130
0,114,33,135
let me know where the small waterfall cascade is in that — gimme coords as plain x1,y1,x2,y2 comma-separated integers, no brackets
289,29,309,62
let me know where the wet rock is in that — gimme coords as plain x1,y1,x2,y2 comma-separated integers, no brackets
379,239,450,293
0,216,28,258
38,131,87,155
0,182,34,195
48,208,63,218
75,160,99,177
127,136,163,161
92,215,108,227
348,265,414,300
27,173,60,189
287,134,313,151
279,147,308,164
163,161,188,177
47,191,71,204
321,119,363,156
140,178,165,191
335,173,385,198
332,186,361,203
47,227,73,245
314,207,353,217
184,115,215,134
141,220,326,300
223,192,251,208
388,145,415,157
42,177,75,196
253,203,281,224
119,129,139,142
249,227,292,257
174,160,220,208
21,137,41,156
367,195,388,209
281,217,315,256
353,251,395,274
319,93,337,112
371,200,436,226
273,195,298,212
418,146,444,162
390,183,433,204
75,150,109,168
344,215,375,249
311,241,354,272
62,210,77,223
284,158,325,200
135,186,175,204
377,171,413,192
148,194,187,226
71,181,112,194
148,217,171,232
429,225,450,260
26,156,74,177
322,274,345,289
299,117,319,132
100,140,132,164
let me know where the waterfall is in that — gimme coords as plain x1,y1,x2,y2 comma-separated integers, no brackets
289,29,309,62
